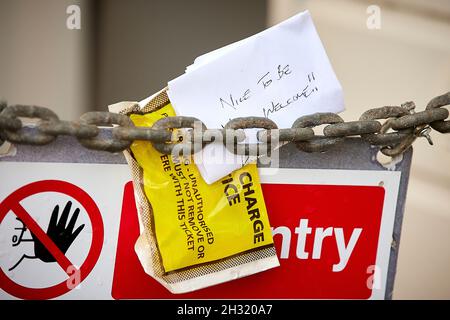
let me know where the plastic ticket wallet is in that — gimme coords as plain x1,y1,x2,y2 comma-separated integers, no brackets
114,89,279,293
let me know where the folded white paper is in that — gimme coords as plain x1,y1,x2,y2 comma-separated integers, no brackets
168,10,345,184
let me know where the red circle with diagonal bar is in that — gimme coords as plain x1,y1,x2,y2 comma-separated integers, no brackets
0,180,104,299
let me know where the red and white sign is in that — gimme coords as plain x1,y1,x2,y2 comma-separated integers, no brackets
0,162,130,300
0,180,103,299
1,164,400,300
112,168,400,300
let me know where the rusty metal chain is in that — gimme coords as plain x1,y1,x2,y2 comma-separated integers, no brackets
0,92,448,157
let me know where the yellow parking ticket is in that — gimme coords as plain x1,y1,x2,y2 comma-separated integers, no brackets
129,103,274,272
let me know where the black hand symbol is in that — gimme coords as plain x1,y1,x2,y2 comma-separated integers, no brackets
31,201,85,263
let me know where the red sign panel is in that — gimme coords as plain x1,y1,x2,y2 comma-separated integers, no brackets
112,181,384,299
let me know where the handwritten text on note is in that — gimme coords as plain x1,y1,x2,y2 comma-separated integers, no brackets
167,10,344,184
168,11,343,130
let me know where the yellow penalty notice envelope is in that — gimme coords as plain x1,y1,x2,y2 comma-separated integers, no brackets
118,96,279,293
130,103,274,272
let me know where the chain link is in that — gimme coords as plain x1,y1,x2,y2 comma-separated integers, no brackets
293,112,345,153
426,92,450,133
1,105,59,145
224,117,277,156
0,101,7,146
151,116,206,155
0,92,448,157
78,112,135,152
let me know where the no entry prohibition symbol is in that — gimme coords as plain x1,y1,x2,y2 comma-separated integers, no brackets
0,180,104,299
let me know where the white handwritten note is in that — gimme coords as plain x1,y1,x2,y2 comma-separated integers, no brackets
168,11,344,184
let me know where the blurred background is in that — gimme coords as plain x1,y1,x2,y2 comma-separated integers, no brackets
0,0,449,299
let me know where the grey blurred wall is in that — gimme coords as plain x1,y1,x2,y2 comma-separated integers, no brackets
0,0,267,116
93,0,267,108
0,0,95,119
